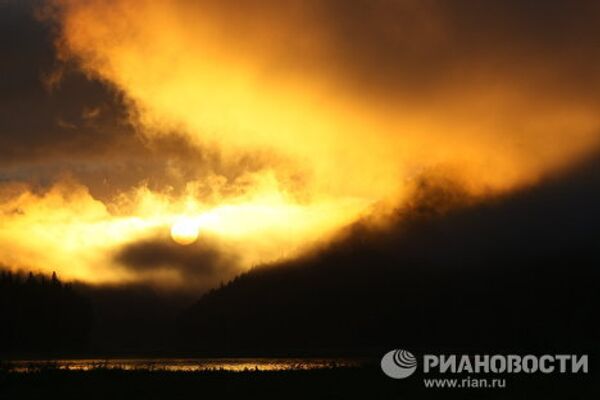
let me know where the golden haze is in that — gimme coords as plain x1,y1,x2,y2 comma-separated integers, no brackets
2,0,600,288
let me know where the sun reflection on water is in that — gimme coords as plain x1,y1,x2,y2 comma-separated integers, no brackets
5,358,364,373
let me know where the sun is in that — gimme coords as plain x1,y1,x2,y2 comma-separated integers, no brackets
170,218,199,245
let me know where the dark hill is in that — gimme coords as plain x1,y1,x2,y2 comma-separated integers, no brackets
178,156,600,356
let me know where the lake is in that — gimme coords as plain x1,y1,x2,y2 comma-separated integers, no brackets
3,358,365,373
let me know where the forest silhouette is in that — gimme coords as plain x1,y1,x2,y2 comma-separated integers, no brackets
0,270,92,357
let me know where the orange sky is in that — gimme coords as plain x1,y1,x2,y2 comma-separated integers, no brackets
2,0,600,289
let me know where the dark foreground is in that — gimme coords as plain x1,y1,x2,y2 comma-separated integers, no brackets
0,365,597,400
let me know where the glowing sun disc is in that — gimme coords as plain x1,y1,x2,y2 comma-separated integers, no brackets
171,219,199,245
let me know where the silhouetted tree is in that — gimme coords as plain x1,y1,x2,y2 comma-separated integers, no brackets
0,268,93,357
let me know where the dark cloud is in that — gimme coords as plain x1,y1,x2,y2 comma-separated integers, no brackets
188,0,600,109
115,236,239,288
0,1,163,196
0,1,138,164
0,1,275,200
314,0,600,103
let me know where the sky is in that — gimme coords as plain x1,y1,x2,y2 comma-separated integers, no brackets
2,0,600,291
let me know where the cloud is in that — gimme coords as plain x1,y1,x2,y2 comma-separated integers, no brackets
0,2,274,201
3,0,600,290
114,237,238,288
48,0,600,204
316,1,600,97
0,1,137,165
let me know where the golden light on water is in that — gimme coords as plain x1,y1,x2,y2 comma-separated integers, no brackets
6,358,362,373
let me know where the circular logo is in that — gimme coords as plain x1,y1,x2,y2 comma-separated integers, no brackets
381,349,418,379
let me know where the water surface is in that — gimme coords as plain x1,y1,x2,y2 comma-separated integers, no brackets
5,358,364,373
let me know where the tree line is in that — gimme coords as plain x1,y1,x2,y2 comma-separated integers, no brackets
0,269,93,357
